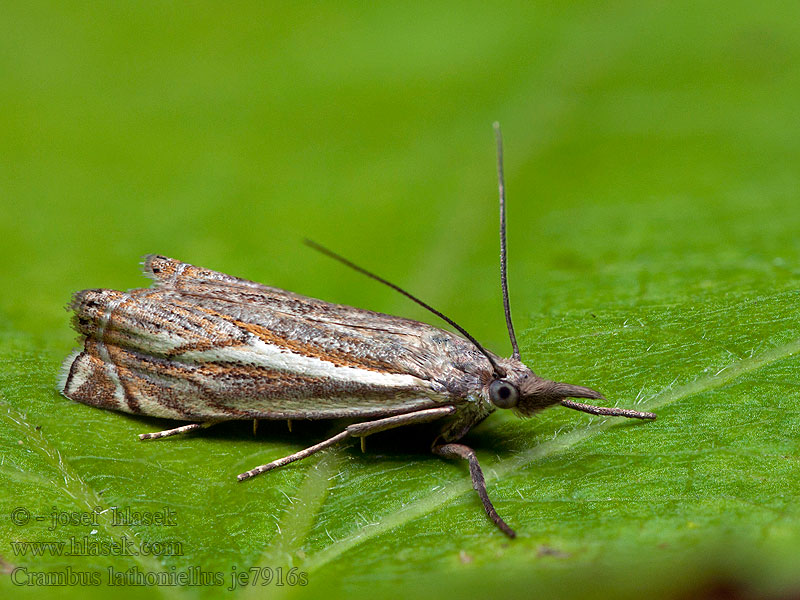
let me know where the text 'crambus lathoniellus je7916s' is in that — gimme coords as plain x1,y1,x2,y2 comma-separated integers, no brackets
60,124,655,538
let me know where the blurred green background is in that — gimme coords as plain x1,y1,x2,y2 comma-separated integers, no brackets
2,1,800,599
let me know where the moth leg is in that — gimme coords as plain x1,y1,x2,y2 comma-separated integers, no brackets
139,420,222,441
433,443,517,538
238,430,351,481
345,406,454,437
237,406,455,482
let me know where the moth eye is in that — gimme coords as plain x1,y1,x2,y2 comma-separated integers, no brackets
488,379,519,409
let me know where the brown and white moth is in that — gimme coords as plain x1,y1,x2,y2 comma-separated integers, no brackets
60,124,655,538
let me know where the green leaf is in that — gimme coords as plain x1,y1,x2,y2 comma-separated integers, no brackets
2,2,800,599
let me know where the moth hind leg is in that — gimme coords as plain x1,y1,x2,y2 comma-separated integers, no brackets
139,420,224,440
237,406,456,481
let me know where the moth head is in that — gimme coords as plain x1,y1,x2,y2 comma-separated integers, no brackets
486,362,604,417
514,376,604,416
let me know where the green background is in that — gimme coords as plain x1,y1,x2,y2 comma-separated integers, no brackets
2,2,799,598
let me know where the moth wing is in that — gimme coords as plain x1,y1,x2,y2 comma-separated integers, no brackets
142,255,455,335
143,254,285,292
62,339,442,421
62,287,450,421
137,255,485,382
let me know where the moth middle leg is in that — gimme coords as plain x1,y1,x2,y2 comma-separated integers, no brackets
237,406,456,481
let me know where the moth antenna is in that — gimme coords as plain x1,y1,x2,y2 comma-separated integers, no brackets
304,238,507,379
494,122,520,360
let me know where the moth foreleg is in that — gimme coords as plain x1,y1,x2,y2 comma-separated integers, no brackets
433,443,517,538
139,420,223,441
237,406,456,482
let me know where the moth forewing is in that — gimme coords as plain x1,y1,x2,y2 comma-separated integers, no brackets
61,126,655,539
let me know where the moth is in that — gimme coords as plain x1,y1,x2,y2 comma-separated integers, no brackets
60,125,655,538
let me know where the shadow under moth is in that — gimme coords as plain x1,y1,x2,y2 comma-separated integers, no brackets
60,124,655,538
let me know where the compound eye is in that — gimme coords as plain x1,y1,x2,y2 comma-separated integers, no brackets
488,379,519,409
